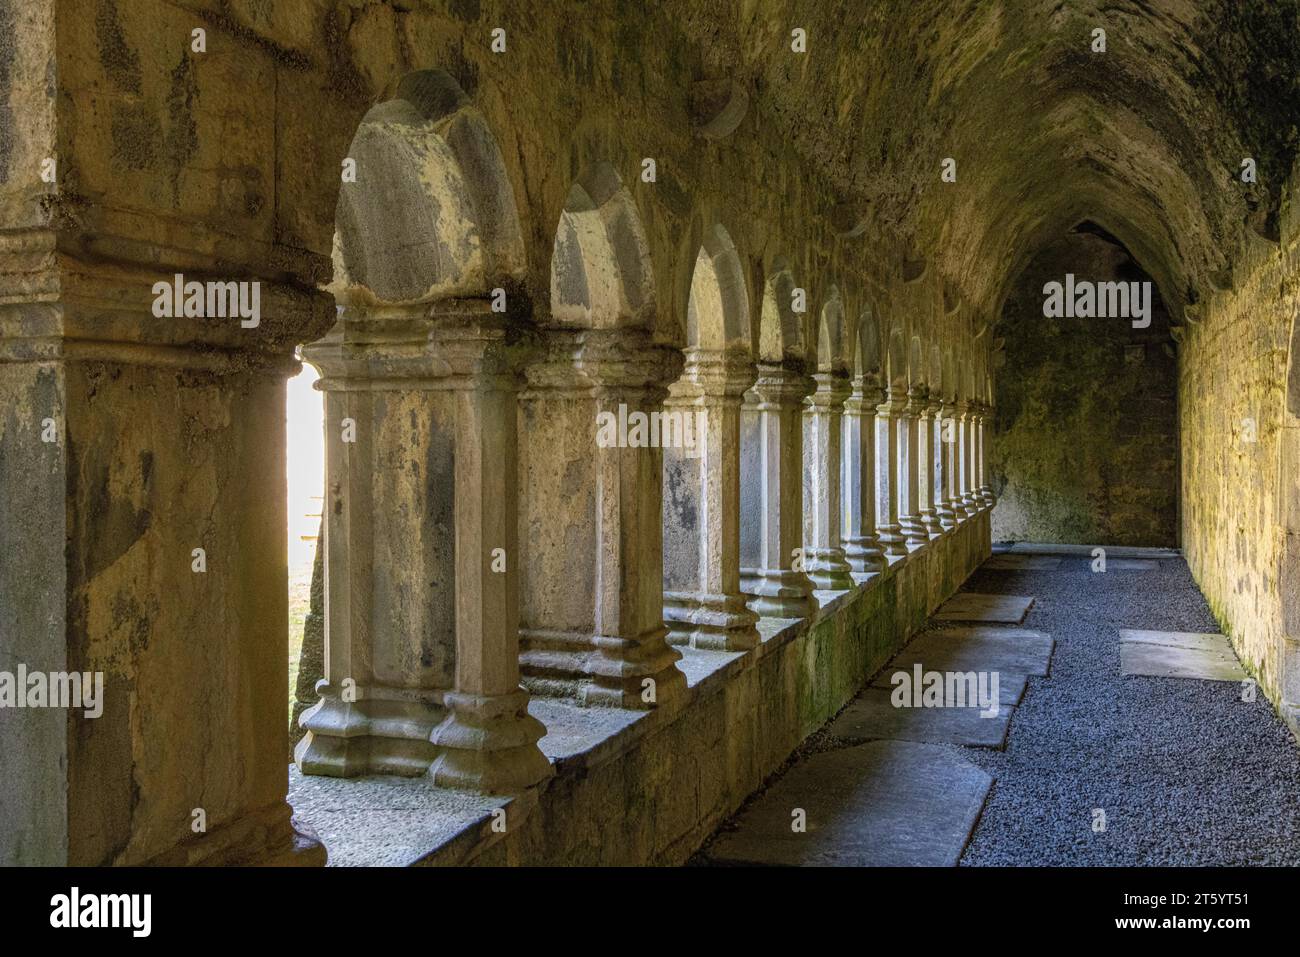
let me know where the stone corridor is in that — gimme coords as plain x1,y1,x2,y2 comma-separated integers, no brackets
2,1,1300,869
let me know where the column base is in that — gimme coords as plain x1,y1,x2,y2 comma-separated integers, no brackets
937,503,958,530
878,523,908,558
741,567,818,618
142,802,326,867
520,626,687,709
664,591,761,650
428,689,554,795
843,536,886,577
295,683,442,777
900,513,929,547
979,486,996,508
803,547,856,591
920,507,943,538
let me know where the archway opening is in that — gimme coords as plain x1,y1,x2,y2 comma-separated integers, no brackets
991,221,1180,547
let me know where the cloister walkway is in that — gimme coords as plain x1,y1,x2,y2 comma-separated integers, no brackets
697,546,1300,866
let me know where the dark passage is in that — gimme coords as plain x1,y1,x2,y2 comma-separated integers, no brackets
992,225,1180,547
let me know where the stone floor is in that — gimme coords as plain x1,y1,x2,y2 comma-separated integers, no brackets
695,547,1300,866
961,551,1300,865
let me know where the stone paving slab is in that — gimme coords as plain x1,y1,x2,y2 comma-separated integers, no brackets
1120,629,1226,652
1119,629,1246,682
827,686,1012,748
983,554,1063,570
1001,542,1181,559
705,740,992,866
891,627,1055,677
934,592,1034,623
873,667,1027,705
1105,558,1160,571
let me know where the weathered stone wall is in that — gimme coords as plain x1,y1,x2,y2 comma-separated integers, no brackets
1180,202,1300,716
992,230,1180,547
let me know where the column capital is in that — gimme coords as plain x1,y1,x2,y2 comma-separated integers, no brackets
806,370,852,409
669,346,756,400
846,373,886,415
877,384,909,416
0,228,333,378
749,360,814,404
520,326,682,396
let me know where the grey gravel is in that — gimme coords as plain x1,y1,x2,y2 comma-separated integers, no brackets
958,554,1300,866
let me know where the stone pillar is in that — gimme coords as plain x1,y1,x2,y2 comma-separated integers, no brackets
802,371,856,590
740,362,818,618
956,400,979,517
875,386,909,558
290,518,326,758
917,395,942,538
298,303,551,795
898,387,929,547
936,399,959,530
663,349,760,650
977,401,997,507
926,395,949,535
0,240,330,865
518,327,687,707
842,375,886,577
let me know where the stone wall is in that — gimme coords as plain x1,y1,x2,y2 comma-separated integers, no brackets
991,230,1179,547
1179,199,1300,721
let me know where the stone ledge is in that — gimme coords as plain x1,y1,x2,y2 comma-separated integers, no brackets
288,510,992,866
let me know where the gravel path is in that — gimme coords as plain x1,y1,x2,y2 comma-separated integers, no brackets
959,553,1300,866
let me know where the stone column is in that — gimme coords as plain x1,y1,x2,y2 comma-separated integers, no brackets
875,386,909,558
843,376,886,577
917,394,942,538
898,387,929,547
0,238,329,865
740,362,818,618
517,327,687,708
298,303,551,795
977,401,997,507
956,400,978,517
663,349,760,650
925,395,948,535
936,398,958,530
802,371,856,590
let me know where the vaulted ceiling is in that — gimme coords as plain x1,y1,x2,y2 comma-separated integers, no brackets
671,0,1300,320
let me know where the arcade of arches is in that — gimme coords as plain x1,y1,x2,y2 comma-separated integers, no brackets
2,0,1300,865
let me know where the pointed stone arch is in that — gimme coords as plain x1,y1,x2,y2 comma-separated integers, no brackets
908,335,926,390
687,224,751,353
330,69,526,306
757,255,806,365
852,304,882,381
816,288,847,374
885,324,908,390
550,162,655,328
